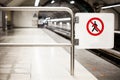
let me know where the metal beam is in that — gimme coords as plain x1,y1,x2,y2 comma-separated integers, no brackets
0,43,72,47
0,7,73,13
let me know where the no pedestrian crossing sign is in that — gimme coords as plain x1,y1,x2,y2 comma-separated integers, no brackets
75,13,114,49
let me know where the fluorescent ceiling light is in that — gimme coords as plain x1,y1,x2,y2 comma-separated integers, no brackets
49,18,71,22
5,15,8,19
70,0,75,4
101,4,120,9
34,0,40,6
51,0,55,4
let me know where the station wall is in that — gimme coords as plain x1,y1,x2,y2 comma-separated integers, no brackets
0,11,2,27
13,11,38,28
100,9,119,30
85,0,120,31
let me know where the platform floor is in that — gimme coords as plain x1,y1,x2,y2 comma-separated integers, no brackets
0,28,97,80
44,28,120,80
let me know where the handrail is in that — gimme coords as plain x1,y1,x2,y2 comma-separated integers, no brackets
0,7,75,76
0,43,72,47
0,7,73,13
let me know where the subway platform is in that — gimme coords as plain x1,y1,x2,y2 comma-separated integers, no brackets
0,28,120,80
0,28,97,80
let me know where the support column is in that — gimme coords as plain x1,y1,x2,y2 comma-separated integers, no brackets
118,14,120,31
2,11,7,31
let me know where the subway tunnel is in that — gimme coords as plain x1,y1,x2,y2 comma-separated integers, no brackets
0,0,120,80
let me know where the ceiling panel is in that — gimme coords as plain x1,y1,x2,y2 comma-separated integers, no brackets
20,0,35,6
7,0,26,6
103,0,120,4
0,0,50,6
115,7,120,13
0,0,119,13
40,0,48,5
0,0,8,4
0,0,14,6
20,0,49,6
103,0,120,13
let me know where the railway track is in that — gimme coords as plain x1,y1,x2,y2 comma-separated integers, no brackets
47,27,120,68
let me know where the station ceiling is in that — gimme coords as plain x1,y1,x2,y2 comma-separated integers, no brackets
0,0,119,13
0,0,48,6
104,0,120,13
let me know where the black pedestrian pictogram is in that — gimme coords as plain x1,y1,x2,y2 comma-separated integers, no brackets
86,17,104,36
92,21,98,32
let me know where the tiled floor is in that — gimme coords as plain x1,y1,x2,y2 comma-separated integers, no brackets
0,47,32,80
0,28,97,80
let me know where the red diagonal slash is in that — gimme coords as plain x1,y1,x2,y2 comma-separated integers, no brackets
86,17,104,36
91,21,101,32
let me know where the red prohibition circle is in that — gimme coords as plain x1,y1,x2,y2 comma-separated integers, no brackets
86,17,104,36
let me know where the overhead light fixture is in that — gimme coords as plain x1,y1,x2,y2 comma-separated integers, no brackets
5,15,8,19
51,0,55,4
34,0,40,7
70,0,75,4
101,4,120,9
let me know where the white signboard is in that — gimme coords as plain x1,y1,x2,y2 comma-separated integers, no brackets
75,13,114,49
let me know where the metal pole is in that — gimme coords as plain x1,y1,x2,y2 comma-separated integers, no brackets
70,11,75,76
0,43,72,47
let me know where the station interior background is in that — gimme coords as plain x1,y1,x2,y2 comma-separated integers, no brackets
0,0,119,30
0,0,119,80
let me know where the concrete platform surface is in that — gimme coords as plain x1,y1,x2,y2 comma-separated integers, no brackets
31,47,98,80
0,28,98,80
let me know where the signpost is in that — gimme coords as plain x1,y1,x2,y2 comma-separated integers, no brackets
75,13,114,49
